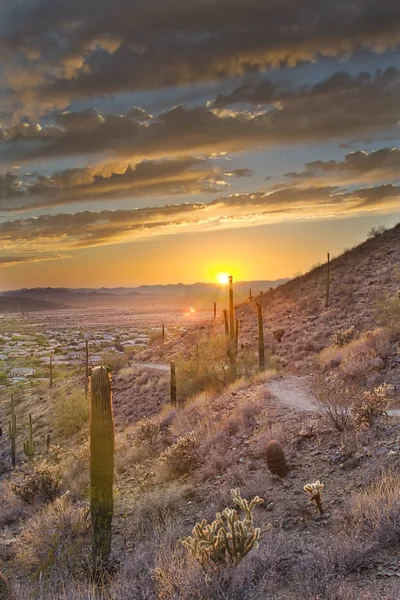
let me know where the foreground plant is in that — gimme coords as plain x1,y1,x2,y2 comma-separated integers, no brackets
304,480,324,514
351,383,393,428
90,366,114,570
182,488,263,567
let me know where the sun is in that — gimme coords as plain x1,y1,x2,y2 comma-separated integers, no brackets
217,273,230,285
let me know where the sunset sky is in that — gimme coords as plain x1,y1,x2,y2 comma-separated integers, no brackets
0,0,399,289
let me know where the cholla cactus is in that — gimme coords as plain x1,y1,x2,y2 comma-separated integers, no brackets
159,432,198,476
304,480,324,514
182,488,263,567
351,383,393,428
331,326,356,347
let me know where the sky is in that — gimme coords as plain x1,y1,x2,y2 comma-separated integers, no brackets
0,0,399,289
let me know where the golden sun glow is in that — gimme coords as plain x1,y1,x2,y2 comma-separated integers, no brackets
217,273,230,285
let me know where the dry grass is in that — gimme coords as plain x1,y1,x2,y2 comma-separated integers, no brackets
53,390,89,438
319,328,391,380
14,494,91,579
345,468,400,545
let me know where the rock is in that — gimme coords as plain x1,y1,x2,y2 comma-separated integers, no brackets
299,425,314,438
374,447,389,457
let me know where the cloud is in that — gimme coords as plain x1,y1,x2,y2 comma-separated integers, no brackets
285,147,400,184
0,254,69,268
1,0,400,118
1,68,399,165
0,156,253,211
1,182,398,255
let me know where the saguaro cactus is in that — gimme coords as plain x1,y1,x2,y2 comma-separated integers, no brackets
23,414,36,461
213,302,217,321
162,324,165,346
235,319,240,353
8,395,16,468
49,355,54,388
170,361,177,406
90,366,114,567
248,289,253,302
257,302,265,372
228,276,235,341
85,341,89,395
325,252,331,308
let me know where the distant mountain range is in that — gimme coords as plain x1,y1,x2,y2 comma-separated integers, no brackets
0,279,289,312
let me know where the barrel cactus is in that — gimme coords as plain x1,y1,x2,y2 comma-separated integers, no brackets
266,440,288,477
90,366,114,568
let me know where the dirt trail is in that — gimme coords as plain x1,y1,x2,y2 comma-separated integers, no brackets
131,362,169,372
269,375,400,417
268,376,317,412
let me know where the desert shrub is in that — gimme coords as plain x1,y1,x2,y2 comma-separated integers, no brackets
54,391,89,437
10,455,62,504
175,335,229,402
272,328,285,343
136,417,160,445
159,433,199,478
351,383,394,428
375,291,400,332
331,326,357,347
14,494,91,579
131,483,194,539
367,225,387,238
345,468,400,546
321,328,391,380
61,444,90,500
182,489,263,567
0,481,24,528
311,377,355,431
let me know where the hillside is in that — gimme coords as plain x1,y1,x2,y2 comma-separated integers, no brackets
0,296,67,313
0,224,399,600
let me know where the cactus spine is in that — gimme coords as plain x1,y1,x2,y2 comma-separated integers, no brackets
257,302,265,372
325,252,330,308
23,414,36,461
8,395,16,468
170,361,177,406
90,366,114,568
85,341,89,395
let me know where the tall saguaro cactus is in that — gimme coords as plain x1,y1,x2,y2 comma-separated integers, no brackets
49,355,54,388
170,361,177,406
90,366,114,568
23,414,36,461
85,341,89,395
8,395,16,468
257,302,265,372
161,324,165,346
213,302,217,321
248,289,253,302
325,252,331,308
228,276,235,341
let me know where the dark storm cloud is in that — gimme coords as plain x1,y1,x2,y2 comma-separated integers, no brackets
285,147,400,185
1,0,400,118
1,182,398,253
0,156,246,211
1,68,399,164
